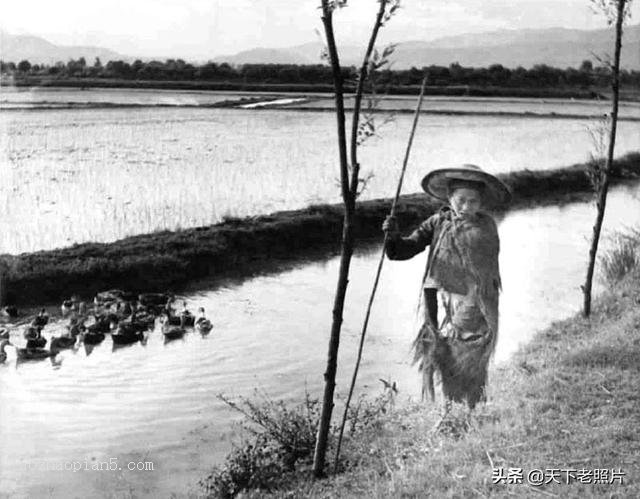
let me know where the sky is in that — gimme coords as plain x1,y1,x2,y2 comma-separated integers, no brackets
2,0,639,60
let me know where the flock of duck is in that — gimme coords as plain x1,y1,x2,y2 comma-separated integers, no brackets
0,289,213,363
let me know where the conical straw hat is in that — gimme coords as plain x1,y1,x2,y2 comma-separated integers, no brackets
421,164,512,208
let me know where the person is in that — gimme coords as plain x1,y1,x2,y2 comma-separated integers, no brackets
383,164,511,413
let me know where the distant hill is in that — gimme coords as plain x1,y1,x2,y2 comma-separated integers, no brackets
2,24,638,70
215,24,640,70
0,31,125,65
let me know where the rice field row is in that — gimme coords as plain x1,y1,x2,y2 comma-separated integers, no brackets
1,104,639,254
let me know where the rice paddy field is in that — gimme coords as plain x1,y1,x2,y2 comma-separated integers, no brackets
1,88,640,254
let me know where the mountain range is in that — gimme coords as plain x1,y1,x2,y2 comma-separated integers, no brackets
214,24,640,69
1,24,639,70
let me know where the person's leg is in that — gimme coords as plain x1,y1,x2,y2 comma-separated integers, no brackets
424,288,438,328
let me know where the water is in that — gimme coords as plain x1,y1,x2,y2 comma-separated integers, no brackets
1,99,639,253
0,88,265,108
2,88,640,119
295,94,640,119
1,182,639,497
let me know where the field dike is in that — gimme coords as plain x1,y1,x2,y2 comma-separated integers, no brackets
1,152,639,306
5,77,610,100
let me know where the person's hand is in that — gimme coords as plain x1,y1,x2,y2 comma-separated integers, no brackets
382,215,400,238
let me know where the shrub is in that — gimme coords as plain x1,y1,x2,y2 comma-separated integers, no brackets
600,229,640,283
200,383,397,498
199,434,285,498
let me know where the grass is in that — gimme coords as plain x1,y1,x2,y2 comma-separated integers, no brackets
1,152,640,306
209,264,640,498
600,229,640,283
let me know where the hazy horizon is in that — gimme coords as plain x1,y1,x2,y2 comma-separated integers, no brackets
2,0,639,61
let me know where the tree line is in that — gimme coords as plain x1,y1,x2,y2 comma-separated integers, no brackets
1,57,639,88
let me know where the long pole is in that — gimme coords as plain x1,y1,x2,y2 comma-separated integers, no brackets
334,76,428,469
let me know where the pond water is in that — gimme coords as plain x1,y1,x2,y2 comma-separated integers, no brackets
1,100,639,253
1,182,639,498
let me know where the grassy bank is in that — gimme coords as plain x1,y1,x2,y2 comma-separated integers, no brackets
2,152,639,306
3,77,610,100
237,261,640,498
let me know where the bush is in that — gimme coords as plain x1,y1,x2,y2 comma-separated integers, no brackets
200,384,397,498
600,229,640,283
200,434,285,498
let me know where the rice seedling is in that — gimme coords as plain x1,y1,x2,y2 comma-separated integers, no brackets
1,104,639,254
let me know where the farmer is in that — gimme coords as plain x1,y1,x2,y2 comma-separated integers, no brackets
382,164,511,413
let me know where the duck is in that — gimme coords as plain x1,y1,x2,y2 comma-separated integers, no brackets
50,334,78,351
80,330,106,345
194,307,213,335
163,302,195,327
23,326,46,349
95,289,136,304
31,308,49,329
0,329,12,363
161,313,186,341
120,301,133,317
16,347,55,361
111,321,144,345
131,310,156,331
1,306,18,319
85,314,113,334
138,292,173,310
60,299,74,317
66,317,85,338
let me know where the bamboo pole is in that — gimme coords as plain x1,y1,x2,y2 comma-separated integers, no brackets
334,76,428,470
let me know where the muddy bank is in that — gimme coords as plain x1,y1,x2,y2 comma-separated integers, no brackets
2,152,639,306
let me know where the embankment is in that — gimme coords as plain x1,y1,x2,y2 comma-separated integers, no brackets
2,152,639,306
4,77,609,100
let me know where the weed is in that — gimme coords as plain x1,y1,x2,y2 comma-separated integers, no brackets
600,229,640,282
201,384,397,498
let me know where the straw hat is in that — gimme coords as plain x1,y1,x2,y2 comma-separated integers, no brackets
421,164,512,208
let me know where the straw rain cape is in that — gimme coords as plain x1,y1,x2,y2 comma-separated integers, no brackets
413,211,501,409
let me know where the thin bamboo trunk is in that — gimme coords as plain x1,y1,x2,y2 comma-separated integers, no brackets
348,1,387,202
583,0,626,317
313,0,389,478
313,2,353,478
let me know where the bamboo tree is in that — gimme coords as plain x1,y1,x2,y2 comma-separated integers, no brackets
313,0,398,478
583,0,631,317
